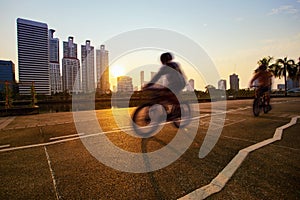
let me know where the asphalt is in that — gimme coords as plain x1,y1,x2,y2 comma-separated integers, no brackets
0,97,299,199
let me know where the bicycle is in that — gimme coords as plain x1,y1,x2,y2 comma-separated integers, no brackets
132,88,191,137
252,86,272,117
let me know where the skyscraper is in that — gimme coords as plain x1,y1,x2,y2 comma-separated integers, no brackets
62,36,81,94
218,79,227,90
81,40,95,93
230,73,239,91
17,18,50,95
96,45,110,93
187,79,195,91
49,29,62,94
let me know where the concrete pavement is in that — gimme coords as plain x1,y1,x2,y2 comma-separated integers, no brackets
0,97,299,199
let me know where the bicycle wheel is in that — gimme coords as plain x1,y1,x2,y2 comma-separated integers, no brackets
263,104,271,113
173,103,191,128
132,103,165,137
253,98,260,117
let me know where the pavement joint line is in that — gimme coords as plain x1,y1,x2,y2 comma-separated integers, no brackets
178,115,300,200
44,146,60,200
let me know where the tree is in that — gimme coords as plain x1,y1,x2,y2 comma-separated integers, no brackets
30,82,37,107
270,57,297,96
257,56,273,71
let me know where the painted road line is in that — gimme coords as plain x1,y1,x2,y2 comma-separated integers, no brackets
178,116,300,200
0,106,250,153
44,146,60,200
0,128,132,153
0,144,10,149
50,133,85,141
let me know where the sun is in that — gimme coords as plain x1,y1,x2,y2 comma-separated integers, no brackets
110,65,125,78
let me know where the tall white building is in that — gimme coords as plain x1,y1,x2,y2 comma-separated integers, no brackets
81,40,95,93
96,45,110,93
17,18,50,95
49,29,62,94
187,79,195,91
62,37,80,94
218,79,227,90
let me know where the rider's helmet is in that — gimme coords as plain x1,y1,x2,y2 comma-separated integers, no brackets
160,52,173,64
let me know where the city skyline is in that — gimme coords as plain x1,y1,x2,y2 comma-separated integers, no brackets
1,0,300,90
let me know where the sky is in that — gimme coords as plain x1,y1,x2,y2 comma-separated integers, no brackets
0,0,300,90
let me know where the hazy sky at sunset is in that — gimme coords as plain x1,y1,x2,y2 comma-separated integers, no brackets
0,0,299,90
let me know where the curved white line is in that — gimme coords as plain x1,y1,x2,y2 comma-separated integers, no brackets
179,116,300,200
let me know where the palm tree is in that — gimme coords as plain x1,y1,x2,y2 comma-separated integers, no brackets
257,56,273,70
270,57,297,96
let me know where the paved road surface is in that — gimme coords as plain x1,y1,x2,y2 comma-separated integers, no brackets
0,97,299,199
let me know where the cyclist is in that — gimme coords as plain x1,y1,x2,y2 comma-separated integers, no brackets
143,52,187,116
250,64,273,106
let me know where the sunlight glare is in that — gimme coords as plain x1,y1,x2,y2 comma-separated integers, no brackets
111,65,125,77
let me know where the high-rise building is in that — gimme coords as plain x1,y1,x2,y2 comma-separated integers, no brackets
229,73,239,91
62,36,80,93
49,29,62,94
187,79,195,91
96,45,110,93
17,18,50,95
0,60,15,92
218,79,227,90
81,40,95,93
117,76,133,92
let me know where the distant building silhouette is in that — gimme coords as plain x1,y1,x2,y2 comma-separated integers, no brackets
0,60,16,92
218,79,226,90
187,79,195,91
96,45,110,93
62,36,81,94
140,71,145,89
287,77,299,89
229,73,239,91
17,18,50,95
117,76,133,92
81,40,95,93
49,29,62,94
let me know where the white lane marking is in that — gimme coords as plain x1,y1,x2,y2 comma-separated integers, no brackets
0,106,249,153
44,146,60,200
0,128,132,153
0,144,10,149
179,116,300,200
50,133,85,141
